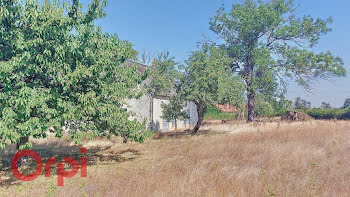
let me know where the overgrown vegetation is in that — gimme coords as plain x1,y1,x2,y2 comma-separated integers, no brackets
2,120,350,196
0,0,147,149
204,106,238,120
305,108,350,120
160,43,245,133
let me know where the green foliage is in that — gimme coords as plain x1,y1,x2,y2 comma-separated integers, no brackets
161,95,188,130
147,51,188,130
146,51,180,96
339,109,350,120
210,0,346,120
182,44,244,107
320,102,332,109
217,73,246,110
273,97,293,116
204,105,237,120
161,43,245,132
342,98,350,109
253,93,292,117
180,43,245,132
0,0,147,148
294,97,311,110
306,108,350,120
255,100,274,117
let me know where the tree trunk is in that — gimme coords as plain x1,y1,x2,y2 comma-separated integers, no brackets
238,110,245,120
245,52,255,122
174,118,177,131
192,102,206,134
16,136,29,150
247,88,255,122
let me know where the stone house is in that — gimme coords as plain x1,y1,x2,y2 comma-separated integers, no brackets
125,60,198,132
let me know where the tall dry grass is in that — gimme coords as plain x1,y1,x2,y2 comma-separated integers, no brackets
1,120,350,197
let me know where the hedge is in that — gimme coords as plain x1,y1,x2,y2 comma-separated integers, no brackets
306,108,350,120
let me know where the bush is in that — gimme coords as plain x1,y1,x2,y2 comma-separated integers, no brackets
204,106,238,120
339,109,350,120
274,108,289,117
255,101,275,117
306,108,350,120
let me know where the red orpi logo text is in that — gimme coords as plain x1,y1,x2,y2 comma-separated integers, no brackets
11,148,87,186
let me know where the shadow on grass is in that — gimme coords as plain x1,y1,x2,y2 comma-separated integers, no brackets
153,129,218,140
0,141,140,188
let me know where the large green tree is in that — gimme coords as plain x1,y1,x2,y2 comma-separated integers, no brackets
174,44,245,133
0,0,146,149
210,0,346,121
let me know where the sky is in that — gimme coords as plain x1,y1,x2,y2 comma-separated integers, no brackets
82,0,350,108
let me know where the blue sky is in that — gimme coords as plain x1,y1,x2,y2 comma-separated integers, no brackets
83,0,350,108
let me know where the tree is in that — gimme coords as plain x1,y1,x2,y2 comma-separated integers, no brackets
272,95,293,115
146,51,180,97
0,0,22,62
161,96,188,131
178,44,245,133
217,66,246,118
139,49,153,66
145,51,185,131
342,98,350,109
210,0,346,121
0,0,146,149
255,99,274,117
321,102,332,109
294,97,311,110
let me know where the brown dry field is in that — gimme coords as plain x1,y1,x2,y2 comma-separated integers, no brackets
1,120,350,197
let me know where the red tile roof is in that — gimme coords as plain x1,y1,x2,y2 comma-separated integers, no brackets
214,104,239,113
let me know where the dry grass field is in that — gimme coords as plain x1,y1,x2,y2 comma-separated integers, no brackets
1,120,350,197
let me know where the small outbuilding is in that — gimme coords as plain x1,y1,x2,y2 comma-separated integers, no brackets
125,60,198,132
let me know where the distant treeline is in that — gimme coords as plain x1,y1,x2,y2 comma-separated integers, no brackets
205,105,350,121
303,108,350,120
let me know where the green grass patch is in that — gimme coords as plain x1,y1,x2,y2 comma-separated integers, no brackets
204,106,238,120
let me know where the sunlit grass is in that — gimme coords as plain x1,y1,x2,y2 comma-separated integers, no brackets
1,120,350,196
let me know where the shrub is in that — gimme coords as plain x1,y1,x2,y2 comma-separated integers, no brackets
306,108,350,120
255,101,275,117
274,108,290,117
204,106,238,120
339,108,350,120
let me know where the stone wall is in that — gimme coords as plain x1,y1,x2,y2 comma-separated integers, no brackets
127,94,152,126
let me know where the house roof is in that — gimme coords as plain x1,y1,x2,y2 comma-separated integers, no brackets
124,59,149,74
214,104,239,113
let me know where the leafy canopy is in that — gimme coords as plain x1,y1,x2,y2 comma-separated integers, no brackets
146,51,180,97
160,95,188,130
320,102,332,109
182,44,244,107
167,43,245,132
294,97,311,110
0,0,146,149
210,0,346,120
